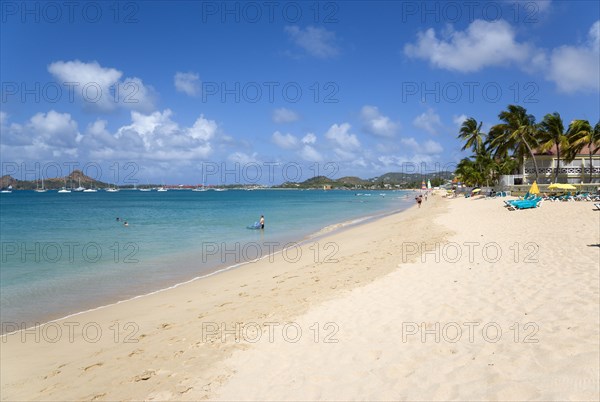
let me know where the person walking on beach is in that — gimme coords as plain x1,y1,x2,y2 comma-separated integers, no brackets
260,215,265,229
415,195,423,208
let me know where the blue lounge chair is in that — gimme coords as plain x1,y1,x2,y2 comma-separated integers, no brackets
514,199,542,209
507,197,542,210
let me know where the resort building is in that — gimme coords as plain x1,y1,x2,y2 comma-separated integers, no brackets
500,145,600,186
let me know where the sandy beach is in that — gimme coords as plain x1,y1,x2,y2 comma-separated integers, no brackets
1,194,598,401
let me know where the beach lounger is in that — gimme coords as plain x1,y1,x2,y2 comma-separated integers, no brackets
594,203,600,211
506,197,542,210
514,199,542,210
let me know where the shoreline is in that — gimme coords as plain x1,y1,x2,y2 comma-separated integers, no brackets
1,196,414,336
1,190,413,332
3,194,596,401
1,192,441,401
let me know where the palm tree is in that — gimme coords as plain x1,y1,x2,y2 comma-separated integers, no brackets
538,112,568,183
473,150,497,187
455,158,479,187
488,105,540,182
457,118,485,154
566,120,600,183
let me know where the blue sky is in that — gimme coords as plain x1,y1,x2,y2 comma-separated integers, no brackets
1,0,599,185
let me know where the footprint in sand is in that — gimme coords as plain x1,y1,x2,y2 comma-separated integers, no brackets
177,385,193,394
83,362,103,372
43,369,61,379
133,370,156,382
159,323,172,329
91,393,106,401
128,349,144,357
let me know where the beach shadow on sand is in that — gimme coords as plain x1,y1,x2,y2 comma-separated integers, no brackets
586,244,600,247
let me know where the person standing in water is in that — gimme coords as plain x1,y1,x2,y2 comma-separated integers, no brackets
260,215,265,229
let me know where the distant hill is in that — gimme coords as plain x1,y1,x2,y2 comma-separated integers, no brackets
1,170,109,190
372,171,454,185
276,171,453,189
337,176,370,186
2,169,454,190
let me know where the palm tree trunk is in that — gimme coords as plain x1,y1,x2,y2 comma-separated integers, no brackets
555,144,560,183
590,142,594,183
523,139,540,181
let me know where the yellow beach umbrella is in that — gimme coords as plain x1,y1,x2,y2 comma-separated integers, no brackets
529,181,540,194
548,183,576,191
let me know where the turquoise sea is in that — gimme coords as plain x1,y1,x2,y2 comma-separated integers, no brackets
0,189,414,330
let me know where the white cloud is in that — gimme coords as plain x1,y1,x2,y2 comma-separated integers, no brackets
272,108,299,123
413,109,442,135
228,152,259,164
404,20,532,72
301,133,317,144
29,110,81,148
271,131,299,149
0,110,81,159
377,153,436,166
404,18,600,95
84,109,217,161
546,20,600,93
187,115,217,141
174,72,200,96
325,123,360,150
360,105,398,137
284,26,339,58
324,123,361,161
423,139,443,154
298,145,323,162
400,137,444,155
452,114,468,127
48,60,156,112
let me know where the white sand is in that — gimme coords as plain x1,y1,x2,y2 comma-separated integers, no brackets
2,194,598,401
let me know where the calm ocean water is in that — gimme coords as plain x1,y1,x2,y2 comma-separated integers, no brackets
0,189,413,328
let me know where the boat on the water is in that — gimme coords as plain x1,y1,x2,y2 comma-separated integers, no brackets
73,178,85,192
35,178,47,193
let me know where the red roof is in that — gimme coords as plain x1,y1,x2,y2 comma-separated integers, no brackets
535,144,600,156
